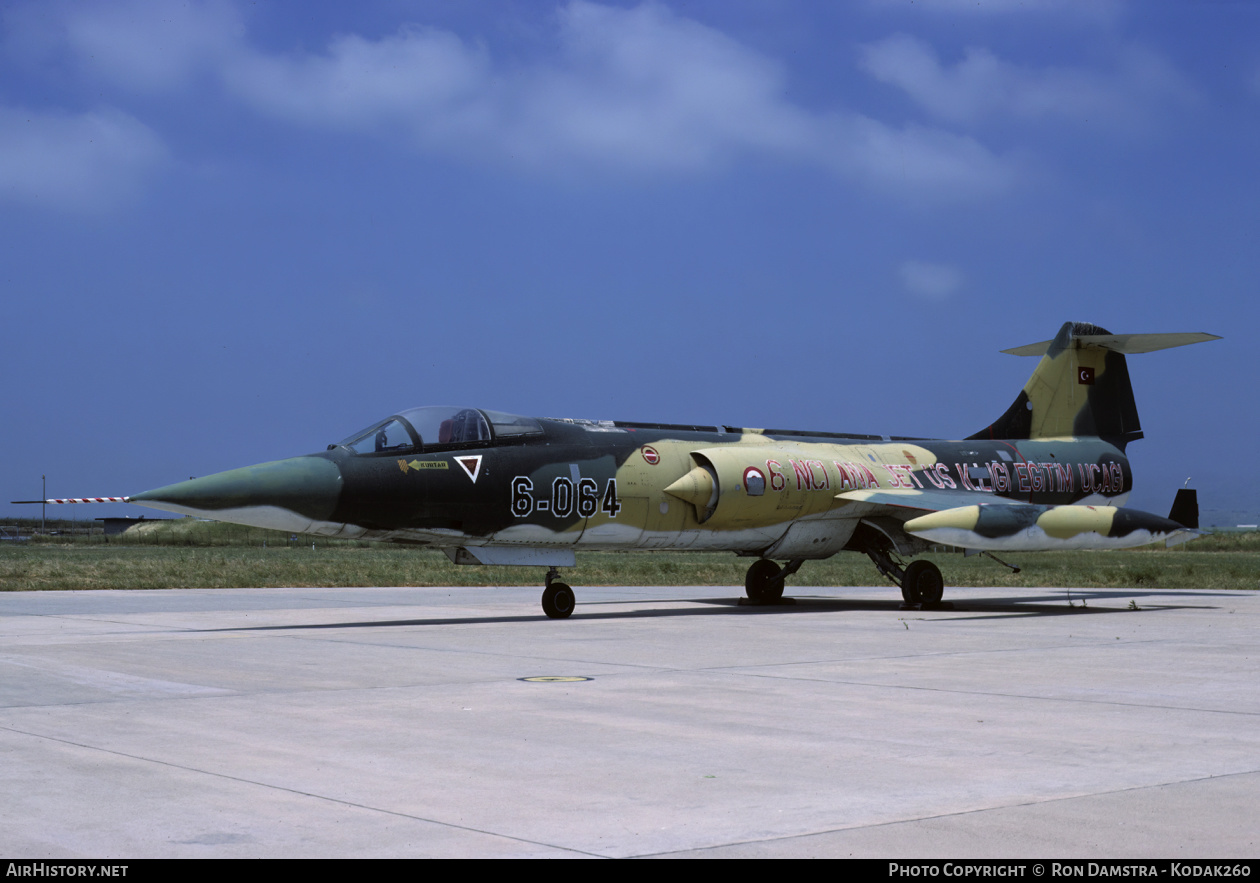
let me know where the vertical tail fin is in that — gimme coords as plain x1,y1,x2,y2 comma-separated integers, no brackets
969,322,1220,447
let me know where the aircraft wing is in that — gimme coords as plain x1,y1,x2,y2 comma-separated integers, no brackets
834,488,1195,551
835,487,1027,513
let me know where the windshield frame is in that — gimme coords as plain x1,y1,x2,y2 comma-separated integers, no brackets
334,416,421,456
332,407,543,456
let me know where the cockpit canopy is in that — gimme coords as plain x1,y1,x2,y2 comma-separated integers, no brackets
335,406,543,455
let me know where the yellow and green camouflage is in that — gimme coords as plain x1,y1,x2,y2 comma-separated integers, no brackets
108,321,1221,615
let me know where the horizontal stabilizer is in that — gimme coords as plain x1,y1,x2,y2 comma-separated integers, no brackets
1002,332,1221,357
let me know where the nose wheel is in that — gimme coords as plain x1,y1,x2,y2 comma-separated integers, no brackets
541,568,575,619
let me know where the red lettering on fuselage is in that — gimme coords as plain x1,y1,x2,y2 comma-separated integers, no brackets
792,459,812,490
924,464,946,489
790,459,830,491
834,461,854,490
990,462,1010,493
1015,463,1031,493
1055,463,1073,493
767,459,786,492
833,461,882,491
1029,463,1045,492
881,464,912,489
956,463,974,491
858,462,880,488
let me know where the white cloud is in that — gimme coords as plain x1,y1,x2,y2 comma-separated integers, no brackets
503,1,811,170
823,114,1018,197
62,0,244,93
859,34,1194,129
26,1,1019,201
216,2,1016,197
223,26,493,138
0,105,167,212
899,260,964,300
867,0,1123,24
221,3,812,172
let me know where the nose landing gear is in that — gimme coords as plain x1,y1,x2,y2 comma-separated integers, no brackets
541,567,575,619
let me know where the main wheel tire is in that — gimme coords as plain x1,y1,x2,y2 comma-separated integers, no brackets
541,582,575,619
745,559,784,603
900,574,922,605
902,560,943,606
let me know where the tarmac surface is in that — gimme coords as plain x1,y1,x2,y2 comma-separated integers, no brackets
0,583,1257,859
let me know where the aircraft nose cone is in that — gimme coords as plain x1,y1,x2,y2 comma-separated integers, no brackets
129,456,342,529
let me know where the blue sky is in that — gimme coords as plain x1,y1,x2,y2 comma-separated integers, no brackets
2,0,1256,525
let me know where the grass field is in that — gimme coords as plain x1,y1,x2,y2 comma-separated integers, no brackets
1,518,1256,592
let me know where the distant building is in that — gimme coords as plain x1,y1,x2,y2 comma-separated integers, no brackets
95,517,152,536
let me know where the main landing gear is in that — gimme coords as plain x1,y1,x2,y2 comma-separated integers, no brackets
863,543,947,609
541,567,576,619
742,555,946,609
743,558,803,605
900,560,945,607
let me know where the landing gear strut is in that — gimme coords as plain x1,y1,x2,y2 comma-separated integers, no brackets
856,531,948,609
541,567,575,619
743,558,802,605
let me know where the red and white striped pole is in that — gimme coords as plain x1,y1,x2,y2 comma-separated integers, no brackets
41,497,130,504
11,493,132,534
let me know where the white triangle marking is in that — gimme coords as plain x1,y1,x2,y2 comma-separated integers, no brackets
456,455,483,483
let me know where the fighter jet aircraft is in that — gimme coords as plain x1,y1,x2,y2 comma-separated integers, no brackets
21,322,1218,618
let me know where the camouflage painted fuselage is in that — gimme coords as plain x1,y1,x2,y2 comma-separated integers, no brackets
127,322,1215,564
327,425,1135,556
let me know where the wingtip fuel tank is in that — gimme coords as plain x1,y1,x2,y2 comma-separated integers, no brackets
903,503,1198,551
